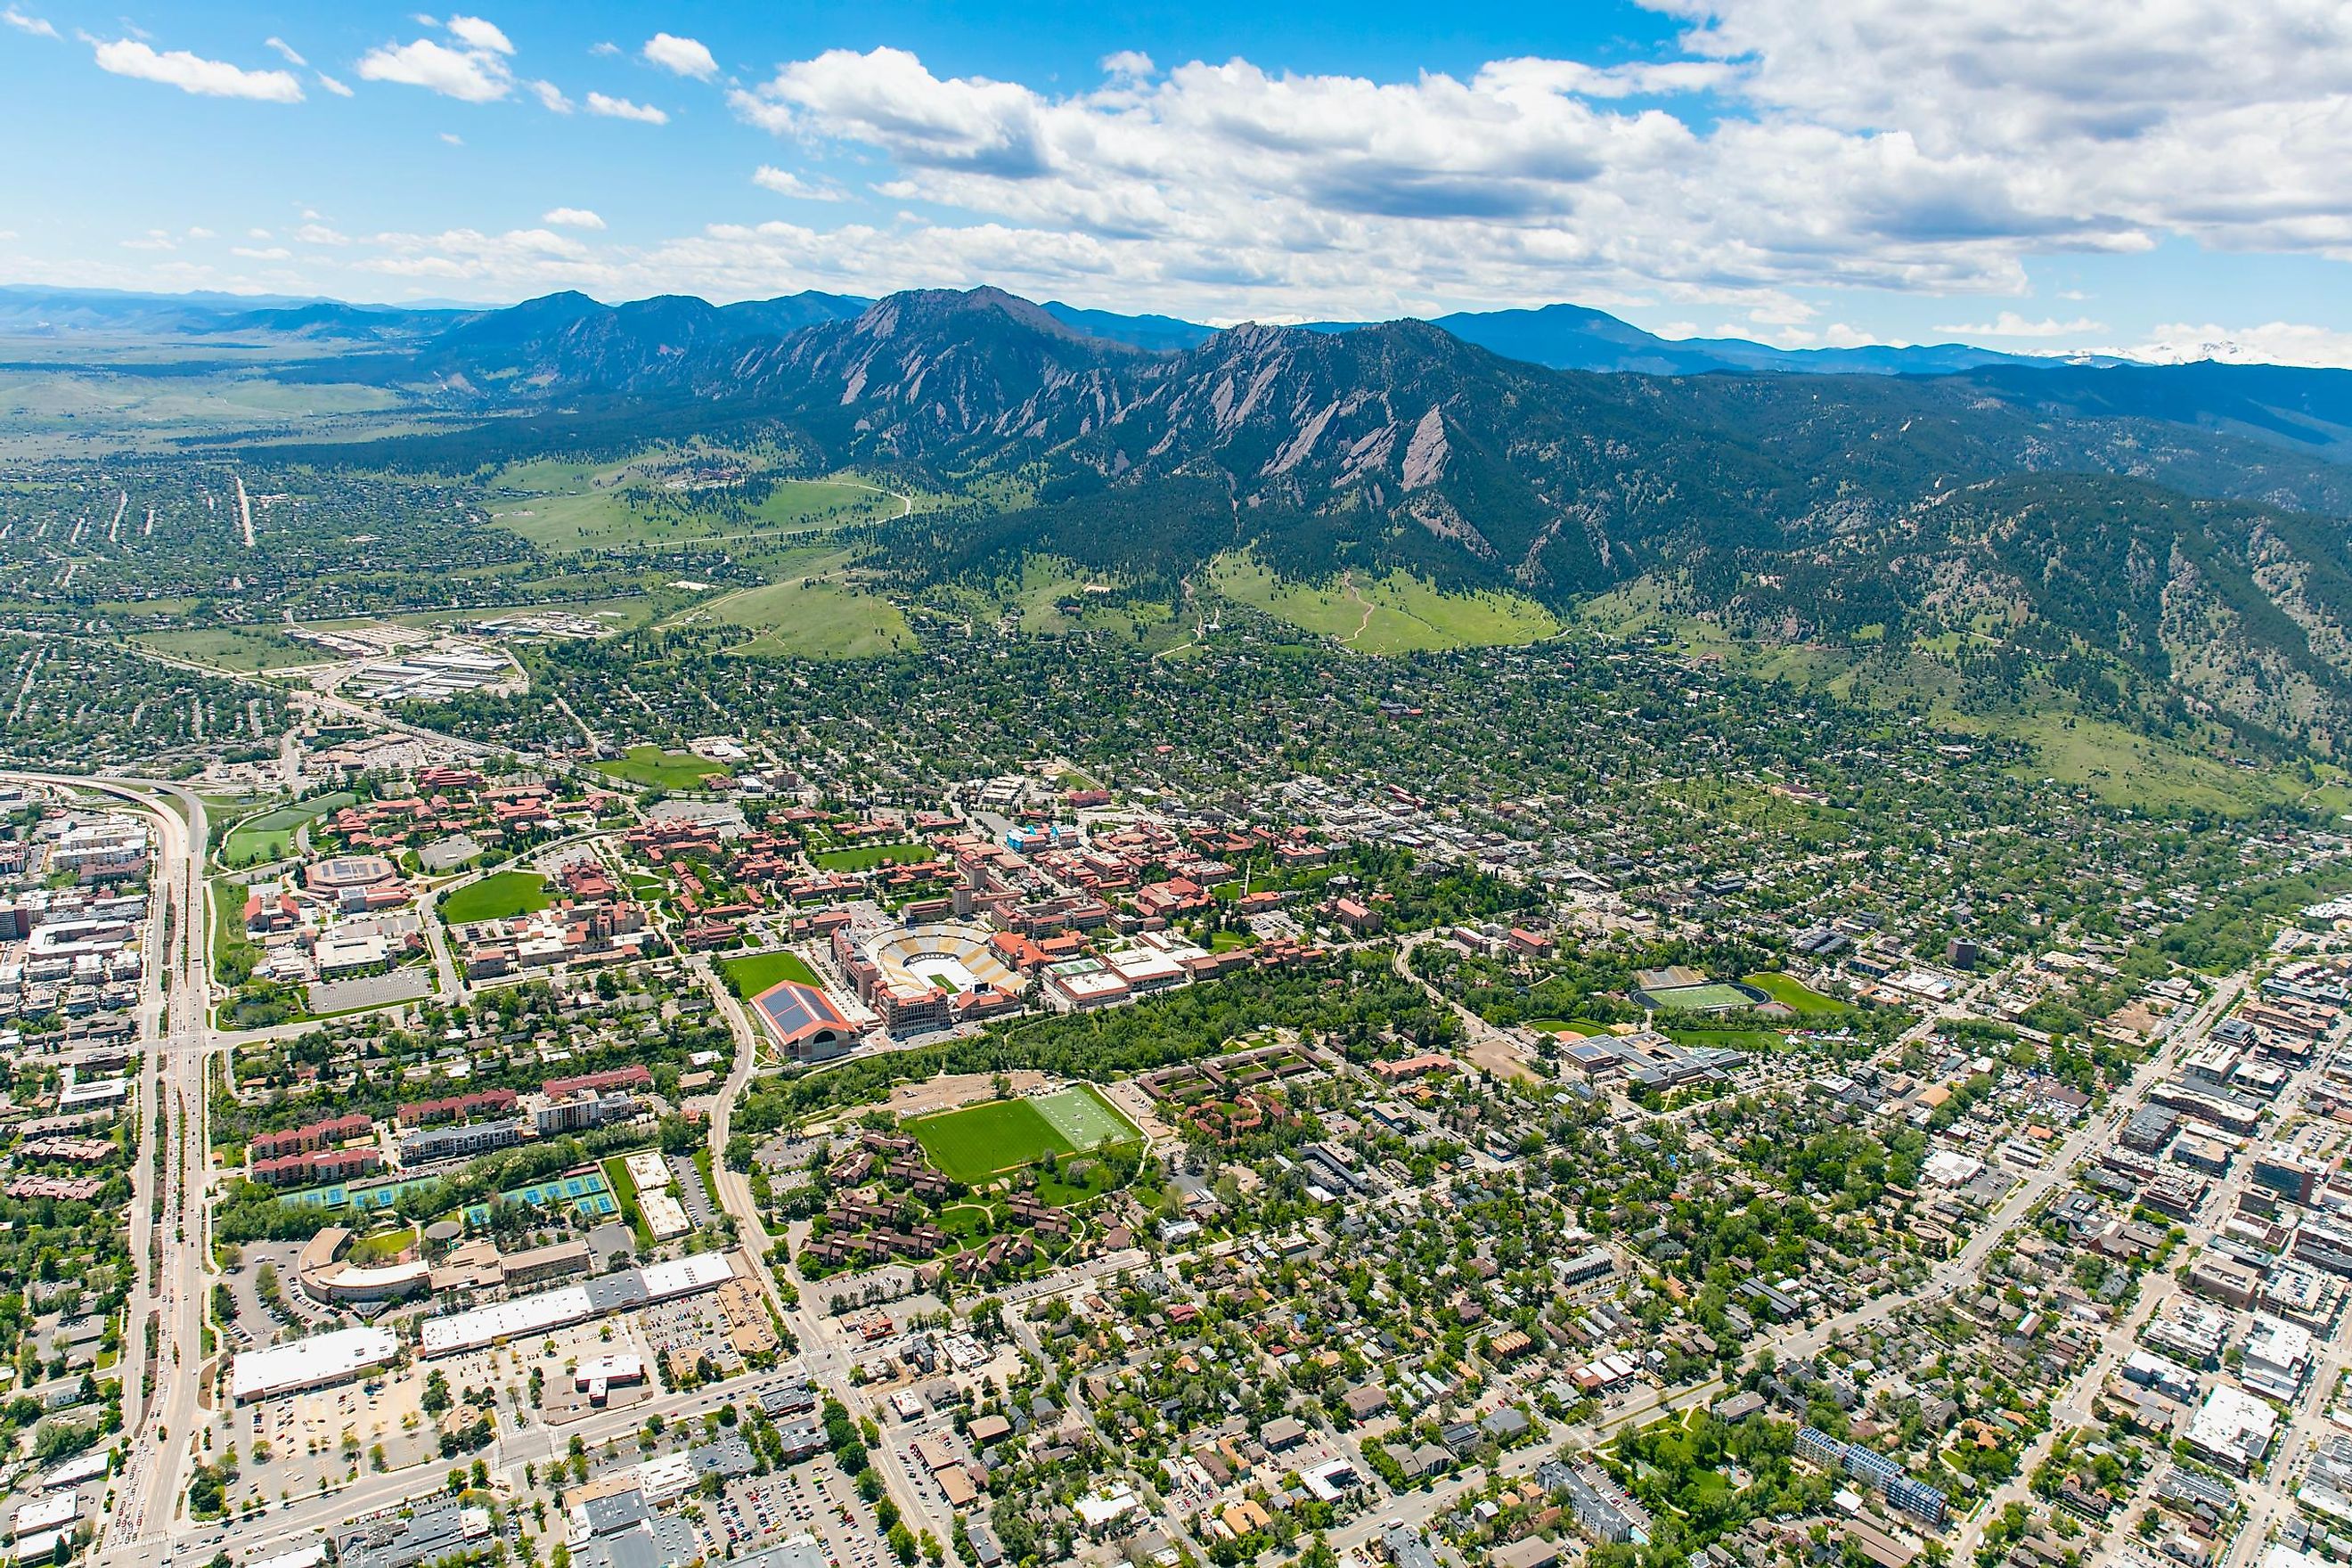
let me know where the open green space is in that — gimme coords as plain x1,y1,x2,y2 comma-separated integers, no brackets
0,367,401,458
1206,551,1560,654
1523,1017,1606,1036
700,573,916,659
487,461,902,554
909,1099,1067,1184
347,1225,417,1264
133,625,322,672
592,745,732,789
1741,972,1855,1015
439,870,551,924
907,1087,1139,1186
812,840,936,872
719,948,821,998
220,791,355,868
210,878,257,982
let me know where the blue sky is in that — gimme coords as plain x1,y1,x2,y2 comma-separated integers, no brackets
4,0,2350,363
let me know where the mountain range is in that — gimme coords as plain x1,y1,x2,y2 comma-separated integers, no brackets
0,281,2075,377
18,279,2352,761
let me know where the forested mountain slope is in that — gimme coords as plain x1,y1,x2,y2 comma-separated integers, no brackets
265,284,2352,758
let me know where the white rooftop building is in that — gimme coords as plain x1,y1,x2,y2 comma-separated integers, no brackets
230,1325,399,1404
2186,1384,2280,1474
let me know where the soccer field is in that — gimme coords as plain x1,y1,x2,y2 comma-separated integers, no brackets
909,1100,1071,1183
908,1086,1139,1184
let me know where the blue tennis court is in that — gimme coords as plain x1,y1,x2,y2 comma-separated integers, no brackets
464,1169,617,1227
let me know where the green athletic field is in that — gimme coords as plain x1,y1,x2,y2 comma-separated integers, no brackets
1032,1085,1135,1151
719,949,820,997
592,745,731,789
812,841,937,872
440,870,551,924
907,1086,1139,1184
1642,982,1760,1011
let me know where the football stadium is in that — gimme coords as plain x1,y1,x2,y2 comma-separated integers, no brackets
1630,965,1771,1013
863,923,1017,994
834,921,1027,1033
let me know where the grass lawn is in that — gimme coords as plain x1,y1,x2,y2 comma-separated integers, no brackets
719,948,821,998
601,1156,656,1251
909,1099,1072,1184
1034,1158,1126,1208
440,870,551,924
210,878,257,981
1208,930,1250,952
347,1226,415,1264
1742,972,1856,1015
134,625,320,672
812,841,936,872
592,745,731,790
937,1202,1000,1238
907,1090,1139,1188
219,791,355,868
1523,1017,1608,1036
1033,1084,1141,1151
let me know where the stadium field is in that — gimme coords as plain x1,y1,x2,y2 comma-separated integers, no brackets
1642,981,1764,1011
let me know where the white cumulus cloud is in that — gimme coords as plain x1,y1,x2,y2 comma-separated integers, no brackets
543,207,606,229
586,91,666,124
1937,312,2106,337
264,37,305,67
444,16,513,55
642,32,715,80
752,166,844,201
693,8,2352,326
356,17,516,102
1,7,57,39
527,78,571,112
94,38,304,102
316,72,353,97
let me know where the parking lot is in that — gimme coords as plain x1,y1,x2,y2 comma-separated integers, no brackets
710,1457,894,1568
236,1367,435,1504
637,1293,745,1383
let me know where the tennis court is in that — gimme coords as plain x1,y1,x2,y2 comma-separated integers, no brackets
461,1170,619,1225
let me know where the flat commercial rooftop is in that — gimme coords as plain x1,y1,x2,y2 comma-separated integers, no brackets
231,1325,399,1402
419,1249,736,1355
